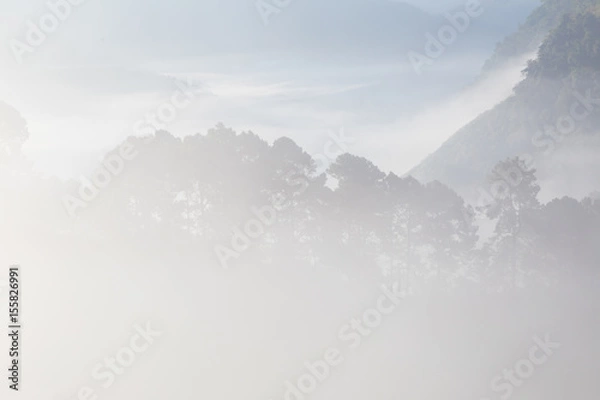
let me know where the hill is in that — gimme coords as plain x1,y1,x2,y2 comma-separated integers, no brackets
411,0,600,201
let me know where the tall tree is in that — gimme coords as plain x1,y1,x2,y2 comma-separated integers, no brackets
485,157,541,288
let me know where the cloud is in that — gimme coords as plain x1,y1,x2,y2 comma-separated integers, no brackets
356,52,536,176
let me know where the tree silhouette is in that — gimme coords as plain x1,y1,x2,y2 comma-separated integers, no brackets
485,157,541,288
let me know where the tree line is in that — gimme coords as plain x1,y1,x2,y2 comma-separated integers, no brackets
2,116,599,292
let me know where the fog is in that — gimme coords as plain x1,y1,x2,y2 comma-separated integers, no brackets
1,0,599,399
9,229,600,400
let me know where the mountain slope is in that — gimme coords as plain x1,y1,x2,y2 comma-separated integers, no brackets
411,1,600,201
482,0,600,72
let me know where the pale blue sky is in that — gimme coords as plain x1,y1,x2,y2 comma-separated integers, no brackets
0,0,540,178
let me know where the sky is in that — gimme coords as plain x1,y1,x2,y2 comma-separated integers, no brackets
0,0,540,179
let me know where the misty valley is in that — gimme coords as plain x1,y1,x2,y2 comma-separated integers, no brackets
0,0,599,399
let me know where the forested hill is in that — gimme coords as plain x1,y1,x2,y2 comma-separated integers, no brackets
482,0,600,72
2,115,599,292
411,0,600,201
